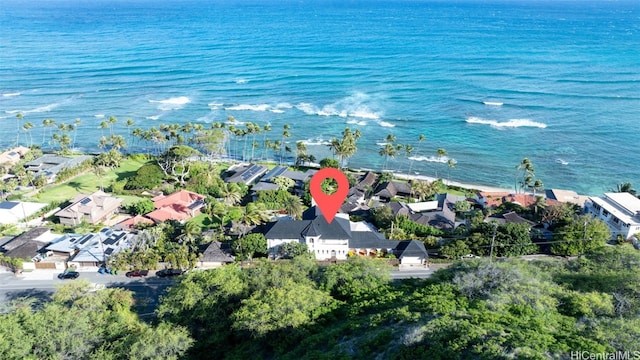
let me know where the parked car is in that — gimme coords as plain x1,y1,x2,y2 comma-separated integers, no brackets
57,271,80,280
156,268,183,278
125,270,149,278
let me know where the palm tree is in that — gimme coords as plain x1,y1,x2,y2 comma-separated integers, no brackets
280,124,291,165
41,118,55,147
295,141,308,166
409,134,425,174
22,122,34,147
403,144,414,174
92,163,107,191
516,158,534,193
446,158,457,183
533,195,546,216
262,124,272,160
379,143,397,171
126,118,134,145
71,118,81,149
281,194,304,219
614,182,637,196
110,134,127,151
410,180,436,201
435,148,447,178
239,203,270,236
15,112,23,146
220,182,242,206
182,221,202,246
107,116,117,136
99,121,109,138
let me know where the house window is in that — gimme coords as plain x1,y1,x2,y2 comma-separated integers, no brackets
613,218,619,224
602,210,609,217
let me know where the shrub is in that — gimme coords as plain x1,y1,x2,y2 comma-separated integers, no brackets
125,163,165,190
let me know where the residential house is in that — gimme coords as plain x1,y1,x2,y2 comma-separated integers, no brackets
265,206,416,261
198,241,235,268
251,165,316,197
45,228,133,269
374,181,412,201
114,215,155,231
394,240,429,265
476,191,559,210
0,146,30,170
545,189,590,208
24,154,93,183
225,163,268,185
0,201,48,225
146,189,206,223
0,227,56,261
382,193,461,230
55,190,123,226
586,192,640,240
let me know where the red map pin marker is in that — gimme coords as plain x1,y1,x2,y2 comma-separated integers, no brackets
309,167,349,224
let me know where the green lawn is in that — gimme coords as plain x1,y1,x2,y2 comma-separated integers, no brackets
28,158,147,204
188,213,217,229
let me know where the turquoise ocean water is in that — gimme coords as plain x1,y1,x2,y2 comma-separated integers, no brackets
1,0,639,195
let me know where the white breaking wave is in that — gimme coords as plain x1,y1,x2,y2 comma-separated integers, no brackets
409,155,449,163
225,104,270,112
346,119,367,126
275,102,293,109
146,115,160,120
5,102,60,115
301,137,330,146
269,109,285,114
235,79,249,84
483,101,503,106
376,142,389,146
378,121,395,127
208,102,223,110
2,92,20,97
556,158,569,165
94,114,105,118
466,117,547,129
149,96,191,111
295,93,384,120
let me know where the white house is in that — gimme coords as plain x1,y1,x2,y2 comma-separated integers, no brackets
264,206,428,264
587,192,640,240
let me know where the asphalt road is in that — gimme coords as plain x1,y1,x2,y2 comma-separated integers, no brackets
0,266,436,314
0,271,176,315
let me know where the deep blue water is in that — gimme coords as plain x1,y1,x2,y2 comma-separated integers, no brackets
1,0,639,195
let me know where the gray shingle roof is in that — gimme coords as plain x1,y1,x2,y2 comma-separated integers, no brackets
200,241,235,263
2,227,50,251
394,240,429,258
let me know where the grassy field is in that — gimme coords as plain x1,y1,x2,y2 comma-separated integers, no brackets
27,158,147,204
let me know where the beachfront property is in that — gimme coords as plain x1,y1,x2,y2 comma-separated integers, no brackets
0,200,48,224
146,189,206,223
55,190,123,226
0,146,30,171
264,206,428,264
254,165,316,195
23,154,93,183
586,192,640,240
475,191,559,210
224,163,269,185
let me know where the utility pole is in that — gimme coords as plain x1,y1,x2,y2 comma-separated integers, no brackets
489,223,497,263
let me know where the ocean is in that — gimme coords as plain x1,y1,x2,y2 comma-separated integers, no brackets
1,0,639,195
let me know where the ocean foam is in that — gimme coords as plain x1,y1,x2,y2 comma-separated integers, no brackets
225,104,270,112
483,101,503,106
301,138,330,146
295,93,383,120
270,109,285,114
6,102,59,115
275,102,293,109
2,92,20,97
94,114,105,118
149,96,191,110
409,155,449,163
556,158,569,165
146,115,160,120
466,117,547,129
235,79,249,84
378,121,395,127
346,119,367,126
208,102,223,110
